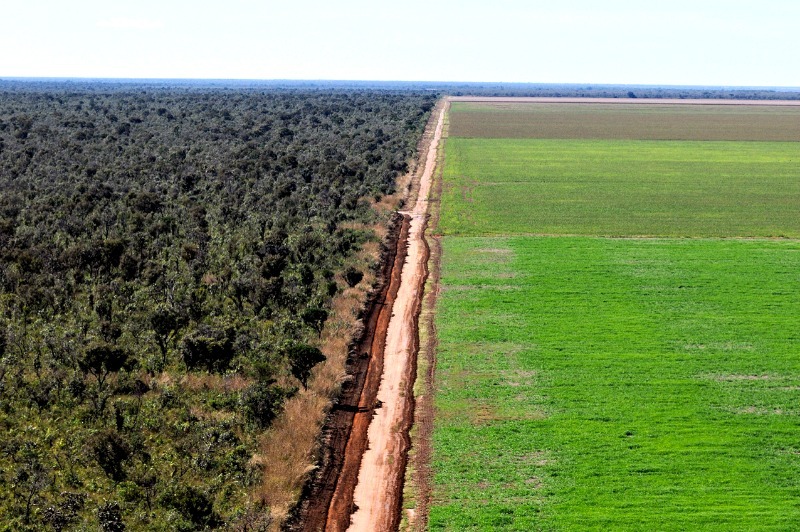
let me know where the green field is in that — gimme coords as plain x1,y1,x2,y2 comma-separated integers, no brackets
441,139,800,238
430,103,800,530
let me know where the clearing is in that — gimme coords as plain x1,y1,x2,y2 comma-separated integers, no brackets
428,99,800,530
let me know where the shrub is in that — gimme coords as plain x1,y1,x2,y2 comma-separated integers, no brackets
239,381,292,429
97,500,125,531
159,485,221,528
344,266,363,287
181,325,235,373
88,430,131,482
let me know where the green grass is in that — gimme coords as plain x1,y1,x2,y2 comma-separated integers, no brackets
431,236,800,530
431,106,800,529
440,138,800,238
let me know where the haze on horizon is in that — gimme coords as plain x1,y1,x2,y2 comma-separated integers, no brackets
2,0,799,88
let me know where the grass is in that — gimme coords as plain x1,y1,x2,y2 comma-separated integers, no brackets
431,236,800,530
448,102,800,141
429,102,800,529
440,138,800,238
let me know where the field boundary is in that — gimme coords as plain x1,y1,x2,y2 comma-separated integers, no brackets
402,98,449,531
282,103,442,531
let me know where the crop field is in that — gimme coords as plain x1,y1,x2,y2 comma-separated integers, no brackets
441,138,800,238
429,102,800,529
448,101,800,141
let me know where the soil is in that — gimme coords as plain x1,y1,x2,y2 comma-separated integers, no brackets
286,103,446,531
347,102,446,531
449,96,800,106
406,150,445,531
285,212,408,532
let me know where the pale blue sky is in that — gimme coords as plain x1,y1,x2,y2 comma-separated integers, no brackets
1,0,799,86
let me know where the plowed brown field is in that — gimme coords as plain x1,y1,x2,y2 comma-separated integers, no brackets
449,100,800,141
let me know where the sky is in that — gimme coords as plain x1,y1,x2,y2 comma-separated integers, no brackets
1,0,799,87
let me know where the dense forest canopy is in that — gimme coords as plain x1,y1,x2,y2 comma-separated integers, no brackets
0,84,435,530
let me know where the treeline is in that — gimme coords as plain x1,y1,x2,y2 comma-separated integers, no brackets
3,78,799,100
0,85,435,530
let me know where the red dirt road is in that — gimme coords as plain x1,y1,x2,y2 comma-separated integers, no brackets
287,103,446,532
347,103,446,531
287,213,407,532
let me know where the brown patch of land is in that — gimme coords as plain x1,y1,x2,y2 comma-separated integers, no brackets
449,100,800,141
347,98,446,532
286,102,445,532
450,96,800,106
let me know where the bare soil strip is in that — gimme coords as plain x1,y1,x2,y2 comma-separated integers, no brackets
287,103,446,531
450,96,800,106
286,213,407,532
347,105,446,531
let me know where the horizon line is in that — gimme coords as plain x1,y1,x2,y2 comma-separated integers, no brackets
1,77,800,91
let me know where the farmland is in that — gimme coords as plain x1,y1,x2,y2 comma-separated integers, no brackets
441,139,800,238
428,101,800,529
448,101,800,141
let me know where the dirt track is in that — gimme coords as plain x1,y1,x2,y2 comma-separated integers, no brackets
287,103,446,531
286,211,407,532
450,96,800,106
347,102,446,531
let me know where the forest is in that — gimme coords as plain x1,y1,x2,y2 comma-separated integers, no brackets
5,79,799,100
0,83,435,530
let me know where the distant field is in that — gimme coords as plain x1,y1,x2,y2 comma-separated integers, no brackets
449,102,800,141
440,138,800,237
430,100,800,530
432,236,800,530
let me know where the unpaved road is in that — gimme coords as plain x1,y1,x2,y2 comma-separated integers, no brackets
290,213,408,532
288,102,446,532
347,104,446,531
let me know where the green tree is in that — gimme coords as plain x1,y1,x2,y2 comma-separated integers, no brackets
78,343,133,415
150,306,184,367
301,307,328,336
88,430,131,482
287,343,326,389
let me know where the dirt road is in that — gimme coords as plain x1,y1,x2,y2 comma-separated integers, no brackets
287,102,446,532
346,104,446,531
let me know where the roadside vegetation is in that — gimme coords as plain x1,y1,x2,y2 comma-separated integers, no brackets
430,102,800,529
0,84,434,530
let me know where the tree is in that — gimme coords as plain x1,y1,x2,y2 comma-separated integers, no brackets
79,343,132,387
181,325,235,373
150,306,184,366
88,430,131,482
301,307,328,336
78,343,133,415
286,343,326,389
11,443,51,525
